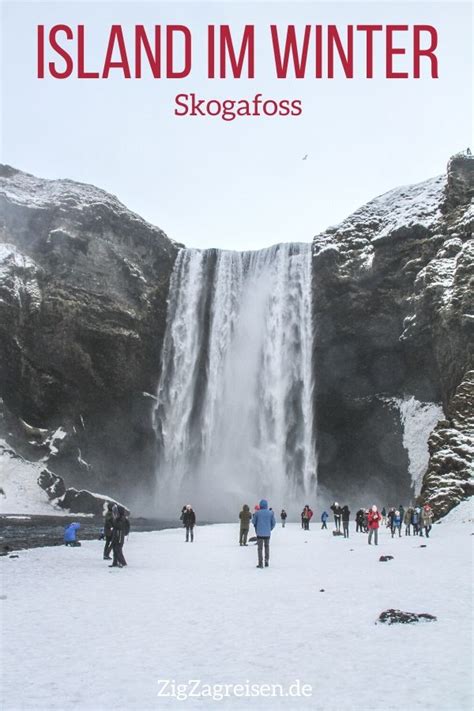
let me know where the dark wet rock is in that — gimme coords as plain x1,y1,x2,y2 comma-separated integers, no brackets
377,609,437,625
0,166,181,503
313,152,473,514
56,488,129,516
379,555,394,562
37,469,66,499
419,371,474,518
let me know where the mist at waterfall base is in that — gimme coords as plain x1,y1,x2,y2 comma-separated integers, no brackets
152,243,316,521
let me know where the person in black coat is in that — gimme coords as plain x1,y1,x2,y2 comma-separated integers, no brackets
355,509,365,533
103,502,114,560
181,504,196,542
110,506,129,568
342,505,351,538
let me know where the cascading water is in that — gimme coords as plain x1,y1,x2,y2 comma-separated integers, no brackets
154,243,316,520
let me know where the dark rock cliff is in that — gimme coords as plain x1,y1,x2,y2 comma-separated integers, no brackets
312,152,473,516
0,165,180,507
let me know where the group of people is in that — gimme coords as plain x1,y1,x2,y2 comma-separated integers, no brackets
63,502,130,568
64,495,435,570
321,502,435,544
237,499,435,559
352,505,434,538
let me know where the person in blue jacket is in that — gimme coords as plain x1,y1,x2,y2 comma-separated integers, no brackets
321,511,329,529
64,522,81,547
252,499,275,569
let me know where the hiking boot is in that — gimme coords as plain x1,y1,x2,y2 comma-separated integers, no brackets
265,562,269,567
256,564,263,568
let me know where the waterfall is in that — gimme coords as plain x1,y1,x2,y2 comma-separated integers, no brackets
154,243,316,520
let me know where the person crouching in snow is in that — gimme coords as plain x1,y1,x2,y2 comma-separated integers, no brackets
367,505,382,545
391,510,402,538
64,522,81,547
110,506,129,568
422,504,434,537
182,504,196,542
239,504,252,545
252,499,275,568
321,510,329,529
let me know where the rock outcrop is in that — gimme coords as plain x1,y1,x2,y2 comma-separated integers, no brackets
312,152,473,516
0,165,180,510
377,609,437,625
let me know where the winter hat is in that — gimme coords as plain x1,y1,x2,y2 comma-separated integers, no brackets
186,504,191,510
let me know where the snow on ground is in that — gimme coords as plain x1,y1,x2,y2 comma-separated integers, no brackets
1,510,472,711
0,440,59,515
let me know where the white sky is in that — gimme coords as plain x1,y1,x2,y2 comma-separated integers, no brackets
1,1,472,250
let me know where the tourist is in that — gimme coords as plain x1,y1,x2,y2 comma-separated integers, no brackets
404,507,412,535
239,504,252,545
412,507,420,535
342,505,351,538
367,505,382,545
391,510,402,537
422,504,434,537
321,510,329,529
64,522,81,547
252,499,276,568
381,507,387,526
110,506,129,568
103,502,114,560
330,502,342,531
301,505,313,530
387,507,395,534
182,504,196,542
355,509,365,532
280,509,287,527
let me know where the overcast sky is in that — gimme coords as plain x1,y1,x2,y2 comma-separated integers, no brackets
1,1,472,250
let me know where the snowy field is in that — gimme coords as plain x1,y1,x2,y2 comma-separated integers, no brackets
1,502,472,711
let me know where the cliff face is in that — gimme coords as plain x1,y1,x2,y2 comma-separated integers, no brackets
0,165,180,508
1,157,471,518
312,153,473,516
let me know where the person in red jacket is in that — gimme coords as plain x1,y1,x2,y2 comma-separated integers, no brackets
367,505,382,545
